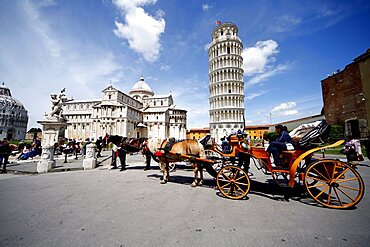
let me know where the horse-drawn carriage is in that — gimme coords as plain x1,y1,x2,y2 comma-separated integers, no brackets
154,121,365,209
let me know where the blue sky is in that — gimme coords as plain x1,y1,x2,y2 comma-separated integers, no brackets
1,0,370,129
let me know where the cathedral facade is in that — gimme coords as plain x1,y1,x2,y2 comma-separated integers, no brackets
208,22,245,141
63,77,187,140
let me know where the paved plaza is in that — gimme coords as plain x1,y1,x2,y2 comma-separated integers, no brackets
0,153,370,247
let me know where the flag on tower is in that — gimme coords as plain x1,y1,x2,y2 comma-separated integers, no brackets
215,20,222,25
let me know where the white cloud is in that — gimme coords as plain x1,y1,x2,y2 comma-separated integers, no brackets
22,0,61,58
113,0,165,62
245,91,266,100
160,64,170,71
242,40,279,75
243,40,291,87
202,4,212,11
270,102,299,117
246,64,289,86
271,102,296,112
273,15,301,33
282,109,299,116
245,120,253,125
204,42,211,51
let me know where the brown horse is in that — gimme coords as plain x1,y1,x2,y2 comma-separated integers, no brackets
107,135,145,153
155,138,206,187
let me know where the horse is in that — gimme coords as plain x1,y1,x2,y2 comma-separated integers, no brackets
107,135,145,154
155,138,206,187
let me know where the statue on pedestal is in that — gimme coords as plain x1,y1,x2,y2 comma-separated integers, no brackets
48,88,70,121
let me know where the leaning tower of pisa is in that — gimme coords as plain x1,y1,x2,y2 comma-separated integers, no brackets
208,22,245,141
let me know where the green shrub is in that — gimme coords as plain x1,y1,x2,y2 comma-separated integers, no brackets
264,132,278,142
329,124,344,140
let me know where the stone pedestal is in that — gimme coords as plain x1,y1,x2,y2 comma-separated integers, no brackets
83,144,97,170
37,145,56,173
37,118,68,173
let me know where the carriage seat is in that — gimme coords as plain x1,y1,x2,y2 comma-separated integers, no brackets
281,150,296,157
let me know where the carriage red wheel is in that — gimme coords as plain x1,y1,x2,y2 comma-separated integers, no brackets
304,160,364,209
216,165,250,199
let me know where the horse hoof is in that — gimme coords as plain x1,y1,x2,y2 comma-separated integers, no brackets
160,180,167,184
191,182,197,187
198,182,203,187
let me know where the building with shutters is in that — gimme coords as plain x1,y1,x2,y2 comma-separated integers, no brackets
63,77,187,140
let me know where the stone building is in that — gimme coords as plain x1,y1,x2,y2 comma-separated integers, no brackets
0,83,28,140
63,77,187,140
245,125,269,140
321,49,370,139
208,22,245,141
186,127,210,140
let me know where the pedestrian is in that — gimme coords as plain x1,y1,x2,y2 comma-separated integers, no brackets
81,138,90,159
341,135,360,163
237,135,251,171
221,137,231,153
0,139,12,173
111,143,118,169
267,124,295,168
95,136,103,158
141,138,151,171
118,144,127,172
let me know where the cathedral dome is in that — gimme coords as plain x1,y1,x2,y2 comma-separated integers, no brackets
0,83,28,141
0,84,26,111
129,76,154,102
130,76,153,94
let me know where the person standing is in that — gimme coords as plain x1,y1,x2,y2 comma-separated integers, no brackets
0,139,11,173
237,135,251,171
118,145,127,171
96,136,103,158
342,135,359,162
141,138,151,171
111,143,118,169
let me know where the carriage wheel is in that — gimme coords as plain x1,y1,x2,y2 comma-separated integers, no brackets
304,160,364,209
216,165,250,200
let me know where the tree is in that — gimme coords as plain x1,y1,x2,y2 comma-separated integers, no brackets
28,128,42,133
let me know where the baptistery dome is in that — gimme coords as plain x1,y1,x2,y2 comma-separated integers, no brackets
129,76,154,102
0,83,28,140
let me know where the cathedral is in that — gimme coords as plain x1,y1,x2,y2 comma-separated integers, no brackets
63,77,187,140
